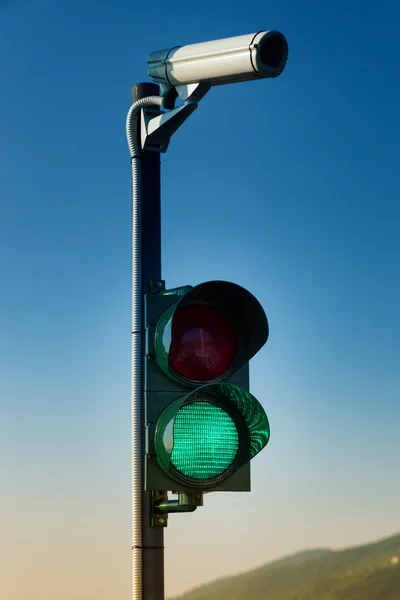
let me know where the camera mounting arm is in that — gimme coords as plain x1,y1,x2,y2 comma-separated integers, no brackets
140,99,194,153
160,82,212,109
140,83,211,152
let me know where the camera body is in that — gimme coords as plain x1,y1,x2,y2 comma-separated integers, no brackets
148,31,288,89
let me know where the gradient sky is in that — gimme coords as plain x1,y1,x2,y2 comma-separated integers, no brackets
1,0,399,598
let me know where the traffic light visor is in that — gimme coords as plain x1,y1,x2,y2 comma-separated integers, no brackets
155,281,269,385
154,383,270,488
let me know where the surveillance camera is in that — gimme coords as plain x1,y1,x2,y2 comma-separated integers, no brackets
147,30,288,90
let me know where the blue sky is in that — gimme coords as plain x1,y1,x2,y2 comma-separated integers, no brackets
1,0,399,598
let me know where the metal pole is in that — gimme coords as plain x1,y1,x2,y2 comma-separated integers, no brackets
131,82,164,600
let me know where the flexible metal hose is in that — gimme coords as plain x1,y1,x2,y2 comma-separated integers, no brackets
126,95,164,600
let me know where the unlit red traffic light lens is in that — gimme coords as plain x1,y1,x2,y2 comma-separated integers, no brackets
170,401,239,479
169,304,238,382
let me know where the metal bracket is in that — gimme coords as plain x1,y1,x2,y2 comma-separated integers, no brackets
151,491,169,528
159,82,211,106
141,82,212,153
141,102,198,153
175,83,211,103
150,491,204,527
148,278,165,294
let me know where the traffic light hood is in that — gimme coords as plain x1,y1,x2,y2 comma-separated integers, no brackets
154,382,270,489
155,280,269,385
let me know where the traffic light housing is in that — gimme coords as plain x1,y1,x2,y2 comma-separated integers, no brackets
145,280,269,493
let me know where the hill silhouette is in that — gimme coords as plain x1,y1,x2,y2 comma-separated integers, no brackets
169,532,400,600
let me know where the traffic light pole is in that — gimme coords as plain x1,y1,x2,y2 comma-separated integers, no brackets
131,82,164,600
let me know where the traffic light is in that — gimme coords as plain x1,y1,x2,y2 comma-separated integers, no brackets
145,280,270,494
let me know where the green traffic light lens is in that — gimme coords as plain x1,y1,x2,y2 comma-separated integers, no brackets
154,383,269,488
171,401,239,479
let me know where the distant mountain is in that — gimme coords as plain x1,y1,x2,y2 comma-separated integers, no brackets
169,532,400,600
265,547,332,568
